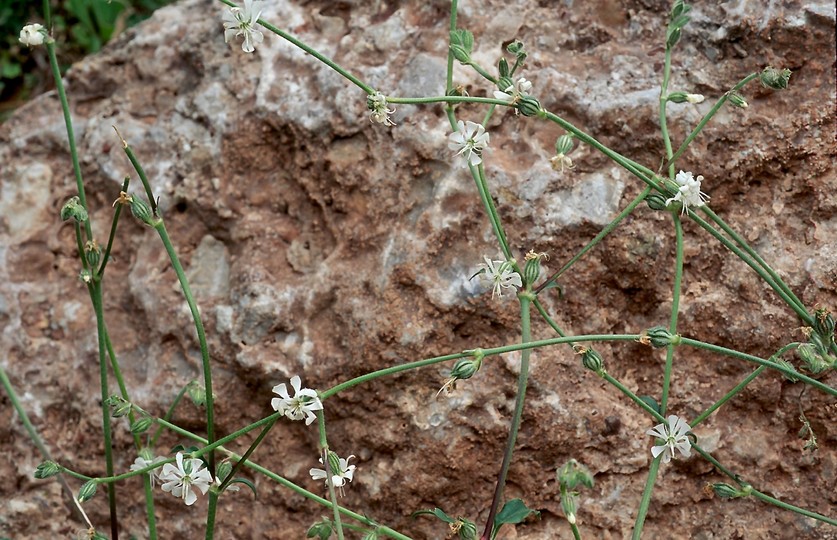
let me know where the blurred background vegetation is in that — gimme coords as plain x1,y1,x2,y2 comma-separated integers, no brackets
1,0,172,121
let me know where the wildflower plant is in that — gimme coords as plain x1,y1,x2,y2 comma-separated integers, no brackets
1,0,834,539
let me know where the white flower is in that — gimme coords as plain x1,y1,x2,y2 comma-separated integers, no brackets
19,23,45,47
130,455,164,488
475,256,522,298
665,170,710,215
493,77,533,103
309,453,356,490
159,452,213,506
271,375,323,425
368,91,396,126
646,415,692,464
222,0,265,53
685,93,704,104
448,120,490,168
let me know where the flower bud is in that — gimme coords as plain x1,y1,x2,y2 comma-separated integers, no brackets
450,357,481,380
130,417,154,434
326,451,342,477
130,196,154,226
78,480,98,502
306,518,333,540
796,343,830,374
712,483,741,499
361,532,378,540
523,250,547,287
760,67,791,90
61,196,89,223
576,345,604,374
773,358,799,382
456,518,477,540
496,76,514,95
639,326,680,348
560,492,578,525
728,92,748,109
34,460,62,479
449,29,474,64
498,58,510,78
187,381,207,407
645,193,669,211
555,134,574,156
517,95,542,117
668,92,704,104
85,240,101,268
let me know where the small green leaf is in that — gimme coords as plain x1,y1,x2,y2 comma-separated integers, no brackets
639,396,661,415
492,499,540,537
230,477,258,498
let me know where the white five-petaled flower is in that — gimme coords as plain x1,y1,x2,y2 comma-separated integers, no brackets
448,120,490,168
222,0,265,53
19,23,45,47
271,375,323,425
130,455,164,488
309,454,356,490
665,170,710,215
475,256,522,298
368,91,396,126
646,414,692,464
158,452,213,506
493,77,533,104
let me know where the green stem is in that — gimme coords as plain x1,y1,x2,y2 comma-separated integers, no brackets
659,47,675,178
689,211,811,323
153,221,217,476
601,373,666,423
631,457,661,540
46,41,93,242
317,413,345,540
690,366,765,427
699,207,808,320
217,0,373,94
150,382,194,447
218,417,278,492
662,73,760,171
535,186,652,293
142,473,158,540
103,330,142,449
749,488,837,526
90,283,118,540
205,490,219,540
467,60,497,84
480,296,532,540
116,133,158,215
680,338,836,396
532,298,568,338
660,215,684,415
320,334,641,400
474,163,512,261
98,177,130,278
445,1,458,96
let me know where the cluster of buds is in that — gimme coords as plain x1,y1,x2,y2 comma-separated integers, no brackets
557,459,594,526
796,308,836,374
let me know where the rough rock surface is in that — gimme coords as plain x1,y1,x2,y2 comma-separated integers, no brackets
1,0,835,538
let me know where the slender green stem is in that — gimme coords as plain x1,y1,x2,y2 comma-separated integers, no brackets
532,298,568,338
143,473,158,540
474,163,513,261
218,417,278,492
46,41,93,242
42,0,51,29
602,373,666,423
631,457,661,539
467,60,497,84
102,329,142,449
98,177,130,278
151,381,201,447
690,445,739,480
216,0,373,94
74,223,88,272
480,296,532,540
153,221,217,476
690,366,765,427
317,413,345,540
659,46,675,178
445,1,458,96
749,488,837,526
90,283,118,540
660,215,684,415
699,207,808,320
680,338,836,396
116,134,158,216
535,186,652,293
662,73,760,171
205,490,219,540
689,211,811,323
320,334,641,401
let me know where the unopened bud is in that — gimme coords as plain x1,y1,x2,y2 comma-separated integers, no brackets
326,451,341,476
456,518,477,540
130,417,154,434
646,194,669,211
639,326,680,348
517,95,542,117
728,92,748,109
130,196,154,226
450,357,481,381
576,345,604,374
498,58,510,78
306,517,333,540
78,480,98,502
668,92,704,104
